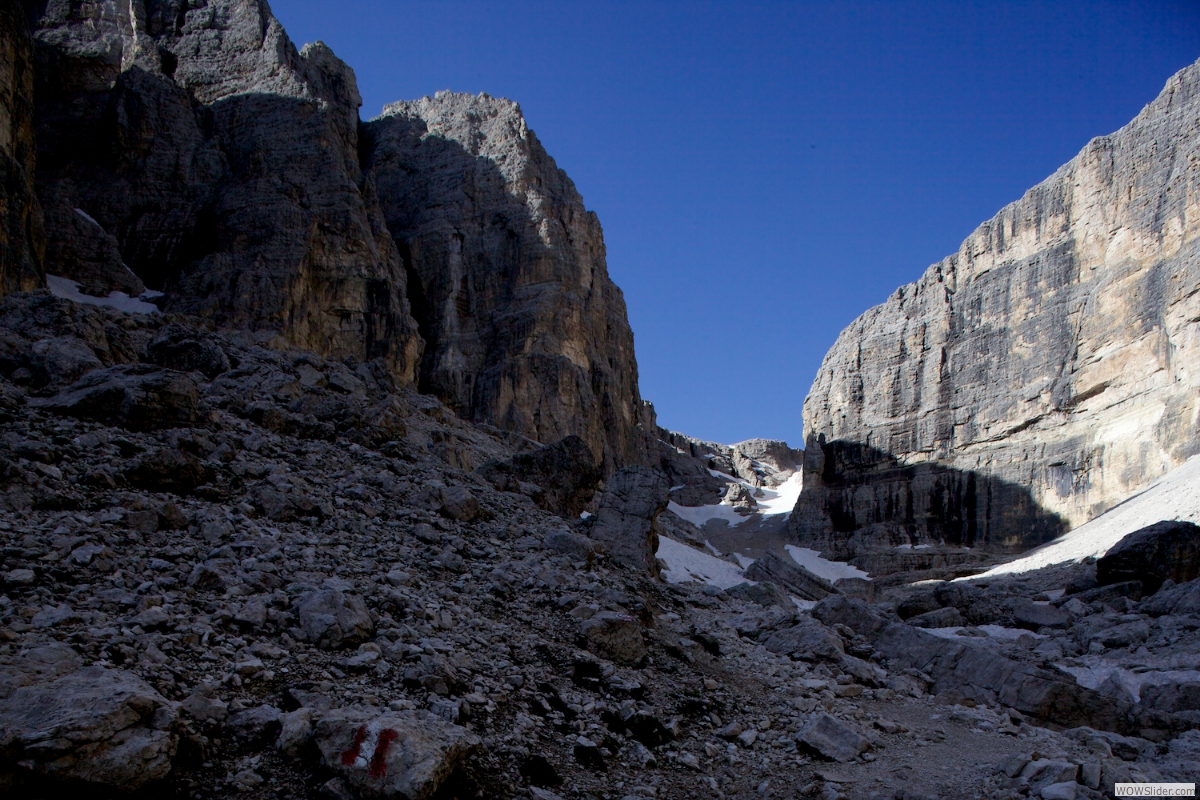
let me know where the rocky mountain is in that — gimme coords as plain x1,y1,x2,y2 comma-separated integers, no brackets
0,0,646,472
363,93,647,473
794,57,1200,570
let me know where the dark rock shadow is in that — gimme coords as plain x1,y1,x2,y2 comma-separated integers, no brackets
788,433,1068,571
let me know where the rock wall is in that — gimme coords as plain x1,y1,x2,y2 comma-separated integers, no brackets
27,0,422,380
795,57,1200,559
3,1,649,471
0,0,40,295
362,92,647,472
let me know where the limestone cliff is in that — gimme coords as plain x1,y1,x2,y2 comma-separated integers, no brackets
794,57,1200,563
27,0,422,380
0,0,40,295
363,93,647,472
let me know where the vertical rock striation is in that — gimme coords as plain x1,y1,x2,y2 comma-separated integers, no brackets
27,0,422,379
795,57,1200,563
0,0,41,294
362,92,647,471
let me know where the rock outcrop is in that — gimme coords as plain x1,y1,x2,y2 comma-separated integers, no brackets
796,57,1200,563
362,92,647,472
0,0,41,295
26,0,423,379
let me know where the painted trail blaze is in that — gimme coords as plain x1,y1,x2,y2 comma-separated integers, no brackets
368,728,400,778
341,725,369,765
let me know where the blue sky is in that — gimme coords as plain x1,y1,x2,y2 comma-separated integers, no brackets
271,0,1200,448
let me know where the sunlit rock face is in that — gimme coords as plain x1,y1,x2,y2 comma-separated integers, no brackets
795,57,1200,558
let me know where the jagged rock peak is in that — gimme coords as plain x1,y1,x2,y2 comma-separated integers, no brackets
795,56,1200,565
363,90,648,472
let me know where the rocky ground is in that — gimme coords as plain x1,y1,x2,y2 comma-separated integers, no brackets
0,292,1197,800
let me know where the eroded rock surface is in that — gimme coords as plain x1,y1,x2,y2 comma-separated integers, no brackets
796,57,1200,565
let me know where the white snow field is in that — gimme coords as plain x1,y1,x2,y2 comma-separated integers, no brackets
971,454,1200,579
665,469,804,529
656,535,748,589
47,274,162,315
784,545,870,582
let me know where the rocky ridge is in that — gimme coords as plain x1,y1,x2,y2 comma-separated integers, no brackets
795,56,1200,569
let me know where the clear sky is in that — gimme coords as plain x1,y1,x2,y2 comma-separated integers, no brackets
270,0,1200,448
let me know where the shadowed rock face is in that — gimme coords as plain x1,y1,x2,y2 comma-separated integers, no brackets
792,437,1067,570
799,57,1200,546
0,0,40,294
26,0,422,381
362,93,647,473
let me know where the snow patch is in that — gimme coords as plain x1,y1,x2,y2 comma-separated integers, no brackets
73,208,100,227
46,274,161,315
921,625,1043,641
756,471,803,516
784,545,870,582
667,500,745,528
656,535,748,590
970,454,1200,579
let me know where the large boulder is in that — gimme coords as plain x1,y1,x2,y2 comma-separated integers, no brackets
580,611,646,666
477,435,601,518
1141,577,1200,617
583,466,668,575
294,588,375,650
313,708,480,799
795,713,870,762
762,617,844,662
743,551,834,602
0,666,176,789
1097,520,1200,594
125,448,210,495
811,594,890,639
36,364,202,430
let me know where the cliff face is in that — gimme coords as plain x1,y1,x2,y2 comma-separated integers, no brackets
363,93,647,472
795,57,1200,562
0,0,40,295
4,1,647,470
27,0,422,380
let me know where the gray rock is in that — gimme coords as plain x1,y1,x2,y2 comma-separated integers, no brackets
812,594,890,639
278,708,314,756
125,448,209,495
794,58,1200,560
584,466,668,575
29,336,102,387
795,713,869,762
1141,577,1200,616
908,606,964,629
762,617,845,662
477,435,601,518
227,704,282,748
37,364,202,431
1097,520,1200,594
580,611,646,666
295,588,375,650
438,486,479,522
743,551,834,602
1013,601,1072,631
542,528,597,562
313,708,480,799
364,92,646,472
727,580,791,608
181,691,228,724
0,666,176,789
